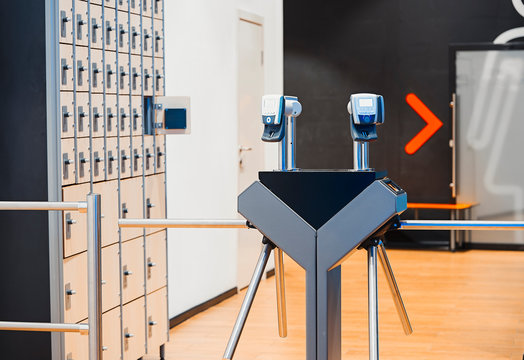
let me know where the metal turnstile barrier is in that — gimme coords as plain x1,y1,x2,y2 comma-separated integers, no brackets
0,195,102,360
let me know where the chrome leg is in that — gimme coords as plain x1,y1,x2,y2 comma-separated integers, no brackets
450,209,456,251
223,240,274,360
274,247,287,338
368,244,379,360
377,241,413,335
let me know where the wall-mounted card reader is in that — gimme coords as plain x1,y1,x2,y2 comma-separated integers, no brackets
147,96,191,135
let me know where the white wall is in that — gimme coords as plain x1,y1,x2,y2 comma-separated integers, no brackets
165,0,283,318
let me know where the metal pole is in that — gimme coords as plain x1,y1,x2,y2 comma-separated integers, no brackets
274,247,287,338
354,142,369,171
223,241,273,360
0,201,87,212
285,115,296,171
87,193,102,360
0,321,88,334
399,220,524,230
368,245,379,360
118,218,249,228
376,242,412,335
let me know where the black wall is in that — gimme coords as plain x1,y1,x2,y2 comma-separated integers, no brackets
284,0,523,203
0,0,51,358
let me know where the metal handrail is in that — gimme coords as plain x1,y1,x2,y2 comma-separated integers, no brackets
118,218,249,228
399,220,524,230
0,201,87,212
0,195,101,360
0,321,88,334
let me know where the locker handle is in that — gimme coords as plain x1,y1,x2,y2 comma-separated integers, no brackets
63,111,72,117
108,112,116,118
78,65,87,72
144,73,151,78
102,347,108,351
66,218,77,225
124,333,134,338
134,153,143,159
124,270,133,276
156,35,163,40
62,64,72,70
148,321,157,326
156,74,164,79
94,68,102,74
107,69,115,75
158,151,165,156
120,28,128,34
121,154,130,160
147,202,155,208
133,30,141,36
121,112,129,118
79,111,87,117
144,33,151,39
78,19,87,26
134,113,142,118
107,25,115,31
66,289,76,296
121,71,129,76
133,72,141,77
95,156,104,163
108,155,116,161
80,157,90,163
94,112,102,118
147,262,156,267
64,158,74,165
62,16,71,23
101,280,107,285
93,23,101,29
146,153,154,158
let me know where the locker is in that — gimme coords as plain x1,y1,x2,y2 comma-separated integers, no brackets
106,137,119,180
132,135,143,177
119,95,131,136
144,136,155,176
101,243,120,312
60,91,75,138
92,93,104,137
90,4,103,49
131,54,142,95
75,1,89,47
122,297,146,360
77,137,91,183
61,138,76,185
91,48,104,93
102,306,122,359
59,0,73,44
120,177,142,240
105,50,117,94
92,137,105,182
131,95,143,136
130,13,141,55
155,136,165,173
76,92,90,138
60,44,74,91
121,237,145,303
146,288,167,355
153,18,164,57
62,183,90,257
118,52,130,95
130,0,141,14
142,16,153,57
93,180,119,247
105,7,117,51
154,56,164,95
143,56,153,96
153,0,163,20
105,94,118,137
117,10,129,53
119,136,132,179
64,331,88,360
118,0,129,12
76,46,90,92
63,251,88,324
142,0,152,18
145,231,166,292
145,174,165,236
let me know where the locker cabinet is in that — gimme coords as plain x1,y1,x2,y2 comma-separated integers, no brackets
0,1,168,359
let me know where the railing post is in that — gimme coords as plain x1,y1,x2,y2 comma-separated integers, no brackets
87,193,102,360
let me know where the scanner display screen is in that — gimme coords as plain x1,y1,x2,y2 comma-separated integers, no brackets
359,98,373,107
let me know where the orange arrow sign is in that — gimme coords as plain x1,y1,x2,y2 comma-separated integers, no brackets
404,93,443,155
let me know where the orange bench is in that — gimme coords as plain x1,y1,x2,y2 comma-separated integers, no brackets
406,202,477,251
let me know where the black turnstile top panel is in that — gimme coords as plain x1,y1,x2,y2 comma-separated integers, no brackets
259,170,385,229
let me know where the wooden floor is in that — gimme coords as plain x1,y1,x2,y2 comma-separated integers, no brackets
161,249,524,359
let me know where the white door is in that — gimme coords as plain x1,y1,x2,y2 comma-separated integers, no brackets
237,16,265,289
